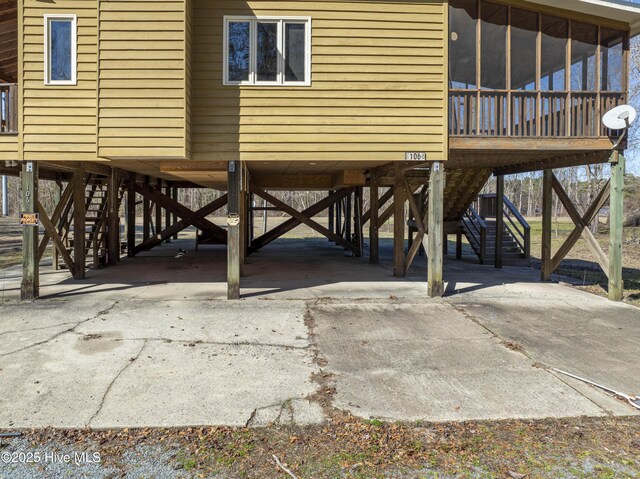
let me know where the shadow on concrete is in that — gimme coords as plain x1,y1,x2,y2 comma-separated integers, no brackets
1,236,561,301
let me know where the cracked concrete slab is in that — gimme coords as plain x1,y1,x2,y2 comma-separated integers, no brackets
1,239,638,427
312,302,609,421
447,282,640,417
0,332,144,428
88,340,319,428
74,299,309,348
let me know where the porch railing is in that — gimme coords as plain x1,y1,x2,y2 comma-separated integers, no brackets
0,84,18,134
449,90,625,138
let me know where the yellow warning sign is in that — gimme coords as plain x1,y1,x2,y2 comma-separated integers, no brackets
20,212,39,226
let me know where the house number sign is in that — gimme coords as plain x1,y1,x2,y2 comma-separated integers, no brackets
405,152,427,161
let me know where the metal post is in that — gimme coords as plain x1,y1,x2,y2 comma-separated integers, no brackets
20,162,39,300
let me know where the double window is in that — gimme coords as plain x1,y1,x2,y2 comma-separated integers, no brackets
44,14,77,86
223,16,311,86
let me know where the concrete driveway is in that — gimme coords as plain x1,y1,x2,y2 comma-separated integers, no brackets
0,239,638,428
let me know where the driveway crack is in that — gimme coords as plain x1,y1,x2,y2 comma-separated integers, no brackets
0,301,120,357
448,301,611,416
86,339,147,428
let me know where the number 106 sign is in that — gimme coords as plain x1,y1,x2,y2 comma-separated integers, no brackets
405,152,427,161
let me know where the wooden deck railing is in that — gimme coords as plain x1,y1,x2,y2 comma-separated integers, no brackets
0,83,18,133
450,89,625,139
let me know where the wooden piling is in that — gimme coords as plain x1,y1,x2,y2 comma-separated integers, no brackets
52,177,62,270
369,174,379,264
155,179,163,238
541,169,553,281
143,176,150,241
495,175,504,269
609,154,625,301
127,176,136,257
393,164,405,277
165,185,172,243
72,163,86,280
427,162,444,298
107,168,119,265
328,191,335,239
227,160,241,299
172,187,178,240
20,161,39,300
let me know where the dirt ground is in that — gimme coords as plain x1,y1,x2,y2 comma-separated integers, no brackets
2,415,639,478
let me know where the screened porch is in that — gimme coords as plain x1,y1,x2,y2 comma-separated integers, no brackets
448,0,630,139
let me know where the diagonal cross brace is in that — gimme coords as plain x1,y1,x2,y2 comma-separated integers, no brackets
136,183,227,252
37,200,75,273
251,185,359,255
37,181,73,262
250,187,355,253
551,174,611,275
362,188,394,225
133,193,229,255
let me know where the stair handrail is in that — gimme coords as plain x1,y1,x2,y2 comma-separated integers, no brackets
463,206,487,263
502,195,531,259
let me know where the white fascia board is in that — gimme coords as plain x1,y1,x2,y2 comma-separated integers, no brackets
522,0,640,35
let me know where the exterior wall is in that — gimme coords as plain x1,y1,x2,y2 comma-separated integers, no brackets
191,0,449,162
21,0,98,162
0,136,18,161
97,0,189,159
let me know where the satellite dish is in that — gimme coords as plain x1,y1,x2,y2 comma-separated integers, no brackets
602,104,637,131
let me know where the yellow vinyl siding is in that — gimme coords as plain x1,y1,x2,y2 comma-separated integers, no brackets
97,0,189,159
0,136,18,161
192,0,448,162
21,0,97,161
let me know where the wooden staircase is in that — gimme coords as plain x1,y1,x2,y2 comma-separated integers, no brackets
461,195,531,266
84,176,109,267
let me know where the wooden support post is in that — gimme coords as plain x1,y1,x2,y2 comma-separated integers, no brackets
127,177,136,257
456,229,463,260
608,153,625,301
541,169,553,281
172,187,179,240
335,196,342,240
165,185,172,243
328,191,335,239
355,187,364,257
239,164,247,275
495,175,504,269
143,176,150,241
20,161,39,300
393,164,405,277
72,163,86,280
155,179,163,237
369,175,379,264
427,162,444,298
107,168,119,265
52,177,62,270
227,161,241,300
345,192,352,243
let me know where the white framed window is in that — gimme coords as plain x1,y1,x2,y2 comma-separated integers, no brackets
44,14,77,86
223,16,311,86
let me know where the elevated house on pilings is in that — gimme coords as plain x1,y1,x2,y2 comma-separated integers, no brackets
0,0,638,300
